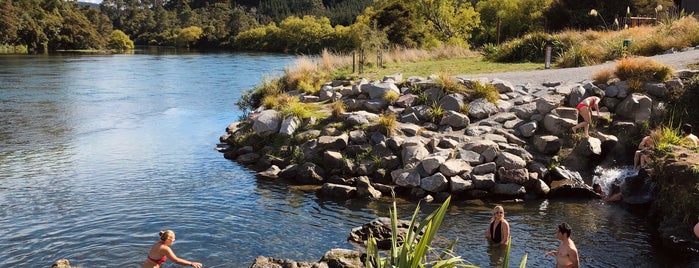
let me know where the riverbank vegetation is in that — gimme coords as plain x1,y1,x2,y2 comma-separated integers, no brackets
1,0,692,55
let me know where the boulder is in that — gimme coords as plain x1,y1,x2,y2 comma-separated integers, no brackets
420,155,447,174
535,95,565,115
402,144,430,167
438,93,466,111
257,165,281,179
491,78,515,93
439,159,472,177
440,110,470,128
296,162,326,185
574,137,602,156
495,152,526,169
471,173,496,190
391,168,421,187
320,183,357,199
450,175,475,192
497,167,529,184
356,176,382,199
519,121,538,137
615,93,652,123
543,113,577,135
344,111,380,126
459,149,484,165
252,109,281,137
472,162,497,175
644,82,667,98
361,81,400,99
468,98,498,120
421,172,449,192
279,116,301,137
533,135,562,155
320,249,364,268
318,134,350,150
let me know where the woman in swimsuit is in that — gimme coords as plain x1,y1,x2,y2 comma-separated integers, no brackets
571,96,602,138
484,205,510,245
141,230,202,268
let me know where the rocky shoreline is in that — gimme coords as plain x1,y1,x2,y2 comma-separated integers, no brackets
217,56,699,266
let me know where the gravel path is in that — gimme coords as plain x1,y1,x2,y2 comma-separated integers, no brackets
456,48,699,86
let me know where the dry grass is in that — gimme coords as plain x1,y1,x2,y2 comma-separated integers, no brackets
383,90,400,105
376,113,398,137
436,71,466,94
592,68,616,84
615,56,674,82
331,100,345,118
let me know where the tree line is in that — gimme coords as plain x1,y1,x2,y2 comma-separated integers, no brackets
0,0,678,53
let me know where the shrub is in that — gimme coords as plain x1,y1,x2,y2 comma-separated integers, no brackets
108,30,134,51
615,57,674,83
376,113,398,137
652,126,683,152
483,32,564,63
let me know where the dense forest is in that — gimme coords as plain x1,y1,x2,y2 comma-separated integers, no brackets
0,0,682,53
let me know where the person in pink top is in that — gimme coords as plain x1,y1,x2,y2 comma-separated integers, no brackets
141,230,202,268
571,96,602,138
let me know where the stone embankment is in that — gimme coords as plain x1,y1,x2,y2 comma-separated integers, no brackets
219,61,699,204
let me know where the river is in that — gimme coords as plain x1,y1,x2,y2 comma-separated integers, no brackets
0,51,695,267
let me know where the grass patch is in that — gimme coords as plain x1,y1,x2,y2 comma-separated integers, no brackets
436,71,467,94
383,90,400,105
376,113,398,137
614,57,674,83
467,81,500,104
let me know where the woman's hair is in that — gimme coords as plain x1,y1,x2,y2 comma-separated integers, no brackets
491,205,504,221
159,230,175,241
682,123,693,135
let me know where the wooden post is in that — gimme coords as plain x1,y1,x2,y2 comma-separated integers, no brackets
496,17,501,45
352,51,356,73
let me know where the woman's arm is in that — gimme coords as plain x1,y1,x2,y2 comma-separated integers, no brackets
164,247,202,267
500,220,510,245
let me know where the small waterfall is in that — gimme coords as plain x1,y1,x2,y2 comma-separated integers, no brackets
592,166,657,204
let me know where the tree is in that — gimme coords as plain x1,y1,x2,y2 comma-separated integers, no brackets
177,25,204,47
108,29,134,51
474,0,552,45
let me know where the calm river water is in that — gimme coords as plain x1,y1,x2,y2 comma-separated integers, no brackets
0,51,696,268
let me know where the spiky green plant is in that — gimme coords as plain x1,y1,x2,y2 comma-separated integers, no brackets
429,102,445,123
364,196,475,268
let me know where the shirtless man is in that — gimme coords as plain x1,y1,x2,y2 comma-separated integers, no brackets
545,222,579,268
682,124,699,147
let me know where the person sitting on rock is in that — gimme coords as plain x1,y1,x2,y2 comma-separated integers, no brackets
572,96,602,138
682,123,699,147
634,134,655,170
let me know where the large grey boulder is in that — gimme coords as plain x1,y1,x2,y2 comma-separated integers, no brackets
296,162,326,185
574,137,602,156
533,135,562,155
497,167,529,184
450,175,475,192
438,93,466,111
402,144,430,167
344,111,380,126
421,172,449,192
472,162,497,175
420,155,447,174
252,109,281,137
471,173,496,190
364,99,388,113
439,159,472,177
536,95,565,115
512,102,538,120
440,110,470,128
567,85,586,107
459,149,484,165
644,82,667,98
615,93,652,123
391,168,421,187
318,134,349,150
279,116,301,137
491,78,515,93
495,152,526,169
356,176,382,199
320,183,356,199
361,81,400,99
519,121,538,137
543,113,576,135
468,98,498,120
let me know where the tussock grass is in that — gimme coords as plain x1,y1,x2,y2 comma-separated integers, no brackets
652,125,683,152
330,100,345,118
615,57,674,82
467,81,500,104
383,90,399,105
436,71,466,94
592,68,615,84
376,113,398,137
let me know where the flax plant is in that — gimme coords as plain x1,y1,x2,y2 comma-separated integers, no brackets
364,196,474,268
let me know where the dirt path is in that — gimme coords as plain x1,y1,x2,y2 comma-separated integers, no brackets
456,48,699,86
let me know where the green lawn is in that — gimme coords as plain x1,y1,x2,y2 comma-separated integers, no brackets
344,56,544,80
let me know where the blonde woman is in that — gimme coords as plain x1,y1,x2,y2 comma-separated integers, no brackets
485,205,510,245
572,96,602,138
141,230,202,268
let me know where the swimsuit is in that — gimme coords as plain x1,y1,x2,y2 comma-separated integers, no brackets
576,102,588,112
147,255,167,264
489,220,502,243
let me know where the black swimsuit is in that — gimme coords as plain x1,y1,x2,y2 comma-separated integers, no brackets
490,220,502,243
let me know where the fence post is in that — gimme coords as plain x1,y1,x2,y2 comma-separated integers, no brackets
352,51,356,73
